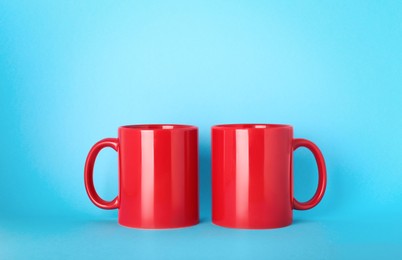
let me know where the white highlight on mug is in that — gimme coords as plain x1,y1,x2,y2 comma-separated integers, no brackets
141,131,155,221
235,129,250,222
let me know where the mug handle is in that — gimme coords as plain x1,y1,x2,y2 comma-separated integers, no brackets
84,138,120,209
292,138,327,210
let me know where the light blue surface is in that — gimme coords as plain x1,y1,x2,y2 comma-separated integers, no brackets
1,1,401,259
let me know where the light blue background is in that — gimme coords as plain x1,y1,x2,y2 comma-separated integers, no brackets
1,1,401,259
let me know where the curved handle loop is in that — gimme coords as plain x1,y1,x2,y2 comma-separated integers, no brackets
84,138,119,209
292,138,327,210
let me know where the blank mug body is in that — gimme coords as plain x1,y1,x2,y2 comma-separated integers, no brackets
212,124,326,229
85,124,199,229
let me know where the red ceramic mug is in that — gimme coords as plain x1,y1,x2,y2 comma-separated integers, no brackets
212,124,327,229
84,124,199,229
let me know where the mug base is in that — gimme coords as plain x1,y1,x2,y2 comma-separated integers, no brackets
212,220,292,230
118,220,199,230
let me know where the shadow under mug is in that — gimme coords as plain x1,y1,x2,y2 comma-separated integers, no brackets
84,124,199,229
212,124,327,229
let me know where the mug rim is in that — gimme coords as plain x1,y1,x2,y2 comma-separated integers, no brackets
119,124,197,131
212,123,292,130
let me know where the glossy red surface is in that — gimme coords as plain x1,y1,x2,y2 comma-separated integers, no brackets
212,124,327,229
84,124,199,229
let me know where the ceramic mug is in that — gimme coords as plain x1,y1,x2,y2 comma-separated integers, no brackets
212,124,327,229
84,124,199,229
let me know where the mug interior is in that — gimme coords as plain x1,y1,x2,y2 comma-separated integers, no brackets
212,124,291,129
120,124,197,130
